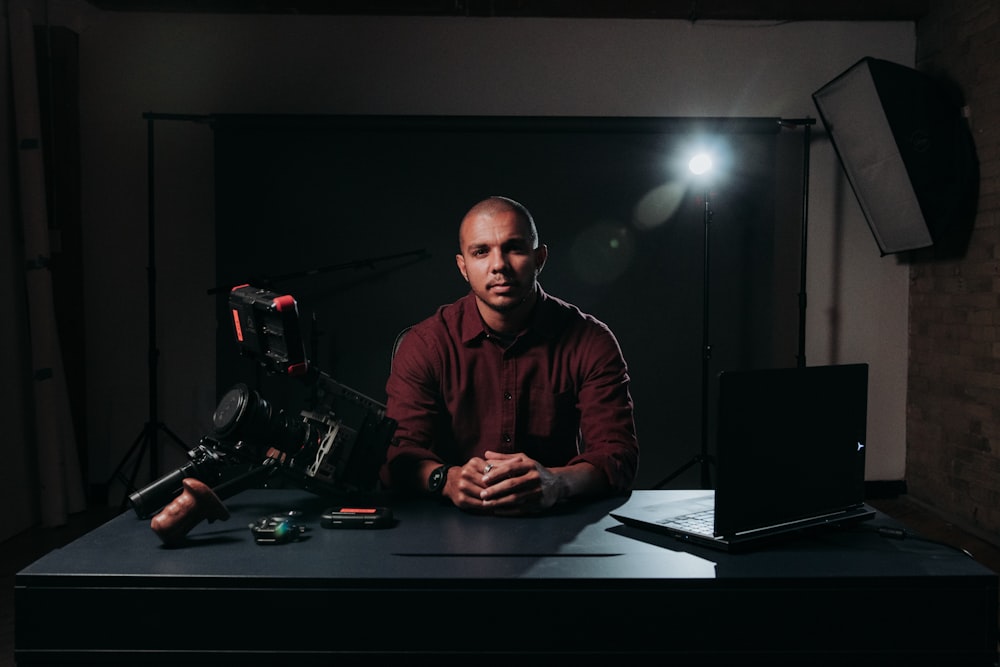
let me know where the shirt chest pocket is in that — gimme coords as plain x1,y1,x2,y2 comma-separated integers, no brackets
524,388,579,442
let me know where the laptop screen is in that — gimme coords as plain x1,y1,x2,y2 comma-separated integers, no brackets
713,363,869,537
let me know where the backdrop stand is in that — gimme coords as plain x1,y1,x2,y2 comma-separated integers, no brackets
782,117,816,368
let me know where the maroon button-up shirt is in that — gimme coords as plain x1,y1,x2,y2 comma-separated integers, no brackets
381,287,639,493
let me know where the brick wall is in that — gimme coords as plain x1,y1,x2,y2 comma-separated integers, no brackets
909,1,1000,539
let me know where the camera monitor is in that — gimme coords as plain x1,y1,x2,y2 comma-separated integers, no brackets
228,284,308,376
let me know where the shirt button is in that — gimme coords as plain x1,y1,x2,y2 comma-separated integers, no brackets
502,433,511,443
503,392,512,400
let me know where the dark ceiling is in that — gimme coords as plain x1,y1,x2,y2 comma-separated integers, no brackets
86,0,931,21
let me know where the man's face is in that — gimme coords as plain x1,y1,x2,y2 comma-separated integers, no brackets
456,208,547,317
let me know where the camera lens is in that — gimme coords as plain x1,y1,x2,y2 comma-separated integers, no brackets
213,383,256,437
213,383,312,453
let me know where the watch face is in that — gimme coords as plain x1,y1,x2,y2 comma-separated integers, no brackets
429,465,446,492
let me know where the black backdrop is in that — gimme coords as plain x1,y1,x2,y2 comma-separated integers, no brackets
212,115,805,490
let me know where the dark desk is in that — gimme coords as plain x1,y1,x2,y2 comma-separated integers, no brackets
15,489,999,665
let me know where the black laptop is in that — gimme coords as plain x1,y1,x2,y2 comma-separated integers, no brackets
610,363,875,552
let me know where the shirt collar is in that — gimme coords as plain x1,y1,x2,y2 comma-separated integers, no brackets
458,284,557,345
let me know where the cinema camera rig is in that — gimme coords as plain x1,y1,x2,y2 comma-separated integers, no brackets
128,285,397,543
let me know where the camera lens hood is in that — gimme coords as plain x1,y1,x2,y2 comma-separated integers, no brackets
213,383,258,438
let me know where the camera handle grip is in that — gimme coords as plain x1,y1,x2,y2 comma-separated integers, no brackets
150,478,230,547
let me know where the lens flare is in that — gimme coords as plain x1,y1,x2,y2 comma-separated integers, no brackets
633,181,687,230
570,222,635,285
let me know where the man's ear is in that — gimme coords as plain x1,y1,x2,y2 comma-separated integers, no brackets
534,244,548,275
456,253,469,282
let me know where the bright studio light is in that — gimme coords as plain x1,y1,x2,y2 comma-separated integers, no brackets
688,152,713,176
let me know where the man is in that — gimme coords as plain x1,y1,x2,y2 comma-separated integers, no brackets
381,196,638,514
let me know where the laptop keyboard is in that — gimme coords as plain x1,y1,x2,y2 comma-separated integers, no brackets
659,508,715,535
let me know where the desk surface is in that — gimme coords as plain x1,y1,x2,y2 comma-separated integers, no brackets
15,488,1000,665
17,488,996,581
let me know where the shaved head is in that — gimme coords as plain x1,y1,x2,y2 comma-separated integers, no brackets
460,196,538,250
455,195,548,333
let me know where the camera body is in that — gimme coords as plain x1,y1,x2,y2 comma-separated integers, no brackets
223,285,395,497
128,285,396,518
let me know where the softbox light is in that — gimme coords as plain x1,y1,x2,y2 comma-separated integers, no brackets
813,57,978,255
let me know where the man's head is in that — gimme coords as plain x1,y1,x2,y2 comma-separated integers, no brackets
456,196,548,331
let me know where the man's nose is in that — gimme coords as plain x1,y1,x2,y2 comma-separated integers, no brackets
489,250,510,271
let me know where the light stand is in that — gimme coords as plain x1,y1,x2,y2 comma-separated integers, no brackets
108,114,202,506
653,182,715,489
652,120,814,491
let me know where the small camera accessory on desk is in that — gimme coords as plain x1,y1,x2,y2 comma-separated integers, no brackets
321,506,394,529
249,511,308,544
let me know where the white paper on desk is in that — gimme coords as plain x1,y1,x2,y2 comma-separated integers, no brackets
522,508,717,579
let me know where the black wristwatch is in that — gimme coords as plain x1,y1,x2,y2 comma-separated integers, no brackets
428,464,449,495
